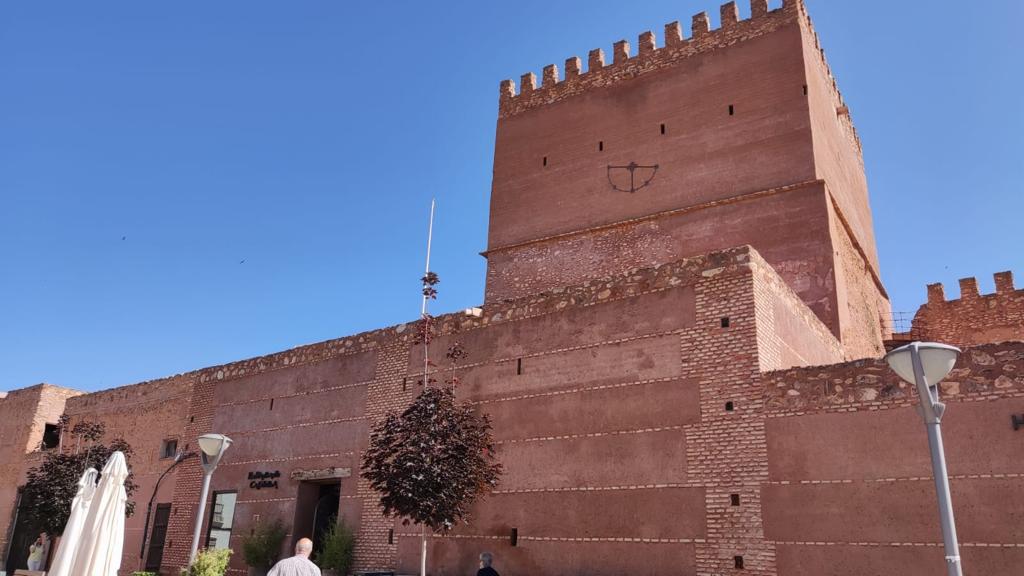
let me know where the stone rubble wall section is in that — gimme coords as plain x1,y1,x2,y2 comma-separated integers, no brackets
762,341,1024,416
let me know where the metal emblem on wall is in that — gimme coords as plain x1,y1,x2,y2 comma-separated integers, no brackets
607,162,659,193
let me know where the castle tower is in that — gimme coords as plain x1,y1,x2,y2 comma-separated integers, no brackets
483,0,890,358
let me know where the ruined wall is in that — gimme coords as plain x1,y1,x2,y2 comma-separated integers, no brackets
0,384,81,571
762,342,1024,576
61,374,194,574
910,272,1023,347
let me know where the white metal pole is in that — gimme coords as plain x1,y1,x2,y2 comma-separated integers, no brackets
189,470,213,565
910,343,963,576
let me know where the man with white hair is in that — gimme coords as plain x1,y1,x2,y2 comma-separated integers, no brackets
268,537,321,576
477,551,500,576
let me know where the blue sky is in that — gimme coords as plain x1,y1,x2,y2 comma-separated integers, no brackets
2,1,1021,392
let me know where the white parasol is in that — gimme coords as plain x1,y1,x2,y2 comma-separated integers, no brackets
67,451,129,576
47,467,99,576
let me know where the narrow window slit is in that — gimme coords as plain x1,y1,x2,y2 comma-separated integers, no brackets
542,156,548,167
731,494,741,506
269,398,274,411
729,104,735,116
598,141,604,151
510,528,519,546
516,358,523,375
388,529,394,544
735,556,745,569
802,84,808,95
660,123,666,135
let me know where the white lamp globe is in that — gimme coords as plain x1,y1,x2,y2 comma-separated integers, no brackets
197,433,232,457
884,342,961,386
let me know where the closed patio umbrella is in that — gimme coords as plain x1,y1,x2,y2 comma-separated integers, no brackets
67,451,129,576
48,467,99,576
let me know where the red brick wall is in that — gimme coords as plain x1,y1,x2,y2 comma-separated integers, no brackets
909,272,1023,347
61,375,194,575
762,342,1024,576
484,0,888,359
0,384,81,571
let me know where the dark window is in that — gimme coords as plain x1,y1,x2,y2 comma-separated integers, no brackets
269,398,275,411
725,401,735,412
160,439,178,460
598,141,604,151
721,317,730,328
660,123,666,135
729,104,735,116
731,494,741,506
41,423,60,450
510,528,518,547
542,156,548,167
206,491,237,550
516,358,523,375
388,529,394,544
402,378,408,391
735,556,745,569
803,84,808,95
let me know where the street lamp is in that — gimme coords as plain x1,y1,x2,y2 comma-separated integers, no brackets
188,433,233,565
884,342,962,576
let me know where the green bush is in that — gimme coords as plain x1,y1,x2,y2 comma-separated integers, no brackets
181,548,232,576
133,572,158,576
241,519,288,569
316,521,356,574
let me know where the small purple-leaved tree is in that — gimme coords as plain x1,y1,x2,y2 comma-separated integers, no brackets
361,264,501,576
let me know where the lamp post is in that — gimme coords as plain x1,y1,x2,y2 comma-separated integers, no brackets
884,342,962,576
188,433,233,565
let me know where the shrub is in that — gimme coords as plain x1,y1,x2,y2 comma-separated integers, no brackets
241,519,287,569
133,572,158,576
316,521,356,574
181,548,232,576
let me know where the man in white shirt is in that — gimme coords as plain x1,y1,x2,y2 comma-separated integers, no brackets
268,538,321,576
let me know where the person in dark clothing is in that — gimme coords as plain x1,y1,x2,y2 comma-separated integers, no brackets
477,551,500,576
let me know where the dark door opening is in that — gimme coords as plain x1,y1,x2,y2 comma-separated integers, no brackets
4,489,39,573
144,503,171,571
292,481,340,557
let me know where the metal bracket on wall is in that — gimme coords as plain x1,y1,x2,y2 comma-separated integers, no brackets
607,162,659,193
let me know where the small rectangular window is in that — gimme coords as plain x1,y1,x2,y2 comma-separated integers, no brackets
269,398,274,411
510,528,519,547
516,358,523,376
660,123,666,135
731,494,741,506
160,439,178,460
598,141,604,151
725,401,735,412
542,156,548,167
41,423,60,450
729,104,735,116
803,84,808,95
721,317,730,328
388,528,394,544
735,556,745,569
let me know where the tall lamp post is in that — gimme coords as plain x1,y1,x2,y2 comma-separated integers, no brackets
188,433,233,565
884,342,963,576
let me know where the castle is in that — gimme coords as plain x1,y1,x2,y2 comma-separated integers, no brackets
2,1,1022,575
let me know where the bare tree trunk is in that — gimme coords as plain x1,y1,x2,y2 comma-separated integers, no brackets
420,525,427,576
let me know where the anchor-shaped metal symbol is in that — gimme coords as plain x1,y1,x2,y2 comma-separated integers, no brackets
607,162,659,193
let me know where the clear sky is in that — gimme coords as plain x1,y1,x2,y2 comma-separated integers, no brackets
2,1,1021,392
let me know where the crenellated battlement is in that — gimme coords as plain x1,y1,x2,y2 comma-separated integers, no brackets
908,270,1024,347
497,0,860,152
926,271,1018,304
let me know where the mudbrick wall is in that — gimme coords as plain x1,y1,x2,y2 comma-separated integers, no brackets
761,342,1024,575
909,272,1023,347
